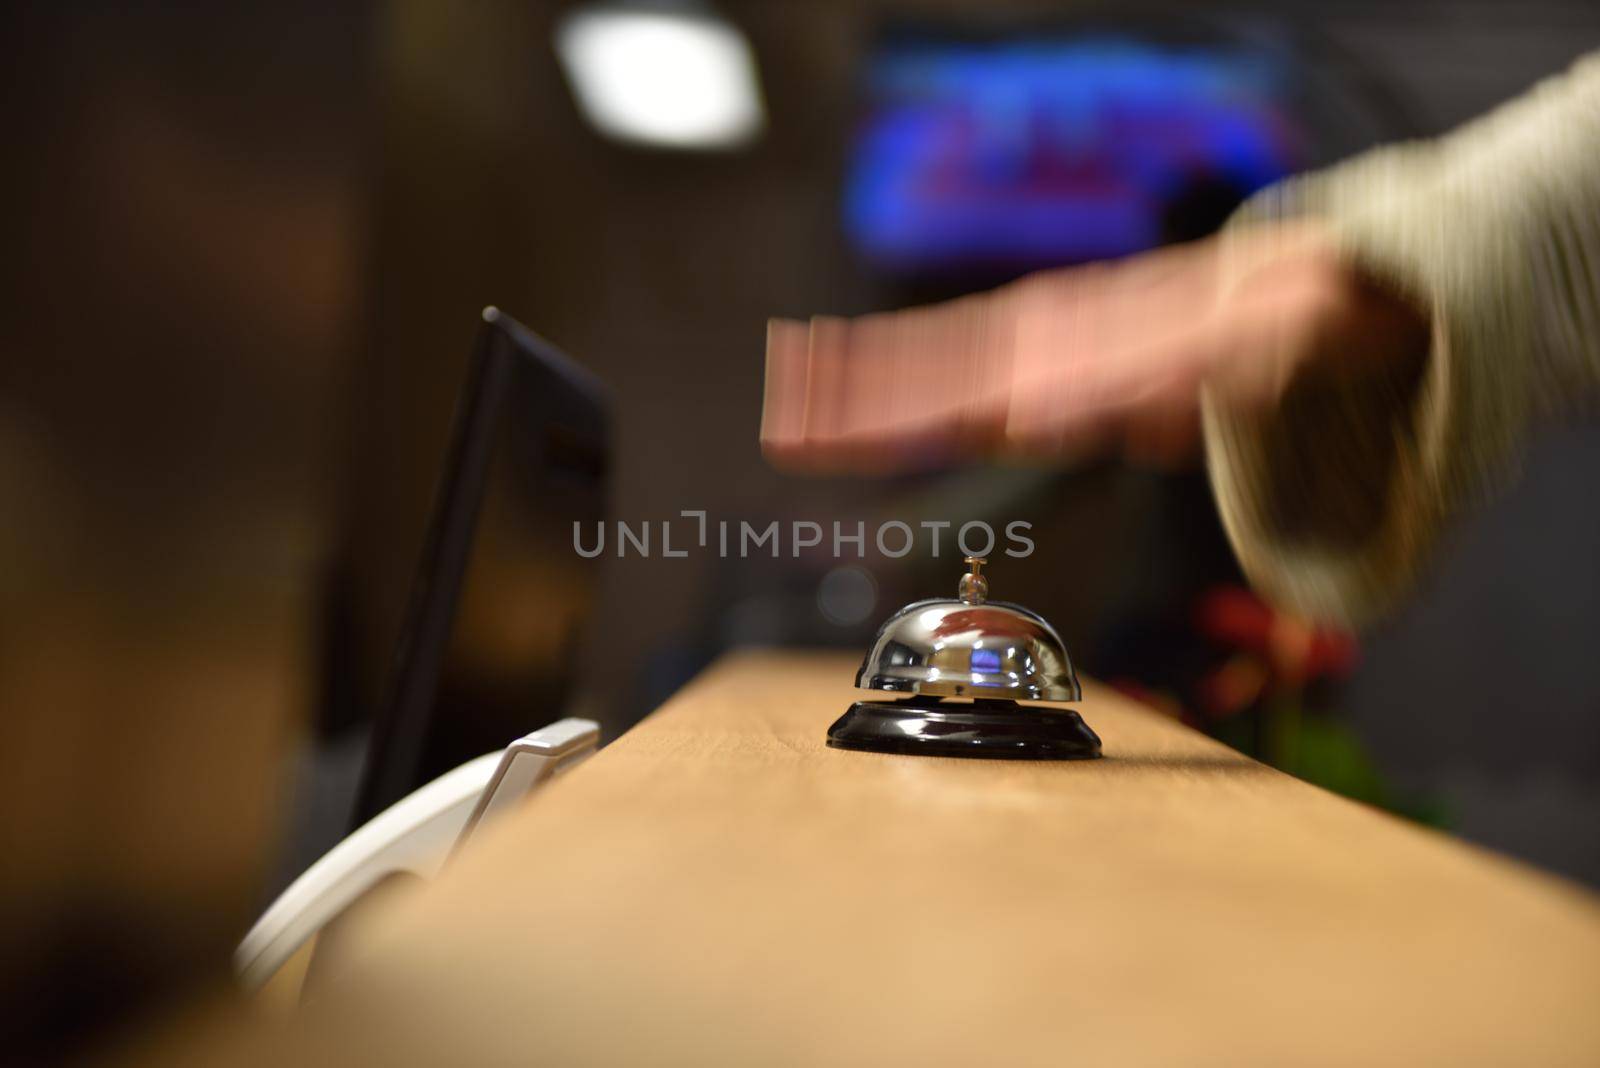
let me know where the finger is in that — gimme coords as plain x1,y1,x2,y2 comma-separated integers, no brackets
759,318,810,460
773,293,1018,471
802,315,852,443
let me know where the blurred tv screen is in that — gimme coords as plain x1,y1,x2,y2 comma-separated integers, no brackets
846,32,1307,274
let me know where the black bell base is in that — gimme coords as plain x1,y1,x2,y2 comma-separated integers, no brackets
827,697,1102,760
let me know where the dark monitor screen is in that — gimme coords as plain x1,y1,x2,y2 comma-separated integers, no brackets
351,309,609,823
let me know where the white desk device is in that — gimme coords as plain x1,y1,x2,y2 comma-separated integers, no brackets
235,717,597,991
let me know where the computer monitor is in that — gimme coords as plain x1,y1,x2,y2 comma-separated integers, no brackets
351,308,609,823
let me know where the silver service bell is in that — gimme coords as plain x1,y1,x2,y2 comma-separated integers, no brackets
827,557,1102,760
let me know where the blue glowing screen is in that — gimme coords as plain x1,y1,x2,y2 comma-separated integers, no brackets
846,36,1305,272
970,647,1003,674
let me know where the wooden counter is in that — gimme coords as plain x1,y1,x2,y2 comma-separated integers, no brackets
175,649,1600,1065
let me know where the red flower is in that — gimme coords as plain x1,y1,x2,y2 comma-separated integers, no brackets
1193,586,1358,689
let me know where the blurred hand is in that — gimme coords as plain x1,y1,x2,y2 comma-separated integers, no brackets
761,222,1428,472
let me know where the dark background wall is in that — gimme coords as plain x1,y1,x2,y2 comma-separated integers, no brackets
1,3,370,1051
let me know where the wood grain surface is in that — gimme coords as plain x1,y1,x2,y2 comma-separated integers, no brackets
149,649,1600,1065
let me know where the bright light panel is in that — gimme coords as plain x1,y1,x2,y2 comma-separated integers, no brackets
556,8,765,149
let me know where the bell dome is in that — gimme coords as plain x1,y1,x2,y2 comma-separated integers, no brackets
855,593,1081,702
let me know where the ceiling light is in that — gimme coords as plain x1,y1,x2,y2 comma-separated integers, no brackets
555,5,765,150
